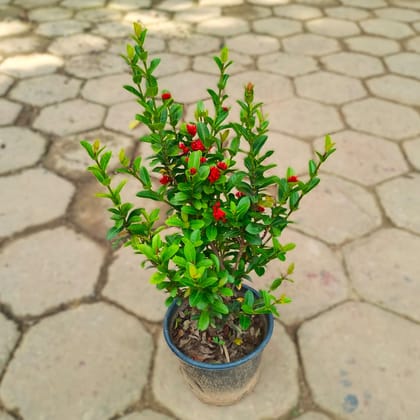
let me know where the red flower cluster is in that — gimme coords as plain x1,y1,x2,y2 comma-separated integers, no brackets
208,166,221,183
186,124,197,137
217,161,228,170
159,175,171,185
179,142,189,155
287,175,299,183
212,201,226,222
161,91,171,100
191,139,206,151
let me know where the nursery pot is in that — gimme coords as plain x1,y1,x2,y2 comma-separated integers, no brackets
163,285,274,406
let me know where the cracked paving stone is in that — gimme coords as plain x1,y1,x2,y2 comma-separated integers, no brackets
0,168,75,238
367,74,420,107
313,130,408,186
65,53,126,78
103,246,167,322
45,128,135,180
307,17,360,37
321,52,384,78
252,229,348,325
105,101,150,136
34,99,105,136
403,138,420,170
0,303,153,420
0,53,63,78
81,73,132,105
0,36,47,55
265,98,344,139
227,33,279,55
360,18,414,39
48,33,108,56
385,52,420,80
120,411,173,420
377,173,420,234
343,98,420,141
0,227,105,317
153,321,299,420
10,74,81,106
344,228,420,322
0,99,21,126
345,36,400,56
293,174,382,245
28,6,73,21
0,313,19,374
283,33,339,56
0,127,47,174
168,34,219,56
295,71,366,104
197,16,249,36
253,17,302,37
35,19,91,37
258,52,318,76
0,20,30,38
299,301,420,419
324,6,370,20
274,4,322,19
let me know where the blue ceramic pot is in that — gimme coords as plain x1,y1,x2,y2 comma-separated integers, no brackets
163,285,274,405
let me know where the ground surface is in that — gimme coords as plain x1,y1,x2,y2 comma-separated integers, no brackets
1,0,420,419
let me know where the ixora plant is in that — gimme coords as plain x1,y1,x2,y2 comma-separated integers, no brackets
81,23,335,405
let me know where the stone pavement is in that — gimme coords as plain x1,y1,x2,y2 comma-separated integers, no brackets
0,0,420,418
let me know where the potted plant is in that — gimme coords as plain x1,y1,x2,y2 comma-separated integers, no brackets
81,23,335,406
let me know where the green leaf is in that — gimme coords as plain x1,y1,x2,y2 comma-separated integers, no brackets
289,191,299,210
166,215,184,227
170,192,189,206
212,300,229,315
136,190,161,201
237,196,250,218
123,85,142,98
80,140,95,159
127,224,148,235
244,290,254,307
245,223,264,235
139,166,151,188
197,122,210,144
198,310,210,331
239,314,251,330
190,219,205,230
308,159,317,177
252,135,267,155
183,240,196,263
150,272,166,284
137,244,156,261
160,244,179,263
148,58,161,74
270,277,283,291
188,150,201,170
220,287,233,297
106,226,121,241
206,225,217,241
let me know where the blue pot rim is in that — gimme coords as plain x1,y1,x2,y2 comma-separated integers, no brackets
163,285,274,371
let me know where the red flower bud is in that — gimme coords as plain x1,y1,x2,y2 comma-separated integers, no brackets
186,124,197,137
190,168,197,175
162,92,171,100
287,175,298,183
222,106,229,112
191,139,206,151
179,142,189,155
200,157,207,163
212,203,226,222
256,205,265,213
208,166,221,183
235,191,246,198
159,175,171,185
217,161,228,170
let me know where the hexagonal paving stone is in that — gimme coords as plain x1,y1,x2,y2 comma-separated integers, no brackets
10,74,81,106
197,16,249,36
64,53,126,79
81,73,132,105
227,71,293,105
93,20,133,38
296,413,331,420
48,33,108,56
45,129,135,180
144,20,191,40
34,99,105,136
0,303,153,420
28,6,73,21
299,302,420,419
340,0,386,6
224,4,271,19
0,127,47,174
321,52,384,78
307,17,360,37
313,130,408,186
295,71,366,105
61,0,105,7
403,138,420,170
258,52,318,76
158,0,194,12
120,411,173,420
0,74,13,95
0,227,104,317
0,313,18,374
406,36,420,53
168,34,220,56
0,168,75,238
0,99,21,126
292,174,382,245
158,71,219,104
360,18,413,39
283,34,339,56
193,51,252,75
153,321,298,420
227,34,279,55
124,9,169,26
273,4,322,19
105,101,150,136
175,6,221,23
0,20,29,38
75,7,122,21
13,0,59,6
0,53,63,78
0,36,47,55
103,247,167,322
385,52,420,80
0,411,14,420
375,7,420,21
150,52,190,78
253,17,302,37
391,0,420,9
265,98,344,139
251,229,348,325
367,75,420,107
344,228,420,322
345,36,400,56
324,6,370,20
109,0,151,9
343,98,420,141
377,173,420,234
35,19,91,37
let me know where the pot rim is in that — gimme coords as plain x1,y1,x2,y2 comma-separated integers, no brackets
163,285,274,371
